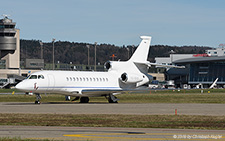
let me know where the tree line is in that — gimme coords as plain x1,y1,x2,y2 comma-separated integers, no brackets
20,39,212,65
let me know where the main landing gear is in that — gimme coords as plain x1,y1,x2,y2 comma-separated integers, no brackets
35,93,41,104
72,97,89,103
72,97,80,101
107,94,118,103
80,97,89,103
73,95,118,103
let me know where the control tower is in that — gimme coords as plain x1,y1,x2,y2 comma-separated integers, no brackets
0,15,20,69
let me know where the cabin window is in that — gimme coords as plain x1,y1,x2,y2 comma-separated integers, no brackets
70,77,72,81
106,78,108,81
99,78,102,81
103,78,105,81
66,77,69,81
83,78,85,81
90,78,92,81
86,78,89,81
29,75,37,79
96,78,99,81
76,77,79,81
80,78,82,81
38,75,44,79
93,78,95,81
73,77,76,81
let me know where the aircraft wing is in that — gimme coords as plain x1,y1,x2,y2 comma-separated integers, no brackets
68,88,123,96
82,89,123,94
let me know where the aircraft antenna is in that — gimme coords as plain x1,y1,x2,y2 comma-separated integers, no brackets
2,14,10,19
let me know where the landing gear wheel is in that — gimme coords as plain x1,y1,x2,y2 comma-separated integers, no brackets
108,98,118,103
35,100,40,104
35,93,41,104
108,94,118,103
80,97,89,103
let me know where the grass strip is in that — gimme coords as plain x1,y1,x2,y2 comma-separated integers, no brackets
0,137,50,141
0,113,225,130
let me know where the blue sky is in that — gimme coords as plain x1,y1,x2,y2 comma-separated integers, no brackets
1,0,225,47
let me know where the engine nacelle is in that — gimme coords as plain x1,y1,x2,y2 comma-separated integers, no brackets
104,61,112,70
120,72,143,84
104,61,128,71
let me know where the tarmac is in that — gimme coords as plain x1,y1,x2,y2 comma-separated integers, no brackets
0,102,225,115
1,126,225,140
1,102,225,140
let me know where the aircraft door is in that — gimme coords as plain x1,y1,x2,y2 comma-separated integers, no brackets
47,74,55,91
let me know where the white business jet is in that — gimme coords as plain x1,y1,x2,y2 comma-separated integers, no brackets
15,36,183,104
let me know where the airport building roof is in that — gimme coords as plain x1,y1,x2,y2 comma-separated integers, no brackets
173,56,225,64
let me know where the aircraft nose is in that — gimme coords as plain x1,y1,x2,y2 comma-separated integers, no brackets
15,82,23,90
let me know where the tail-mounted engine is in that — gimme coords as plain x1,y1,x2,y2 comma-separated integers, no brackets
104,61,112,70
120,72,143,84
104,61,127,71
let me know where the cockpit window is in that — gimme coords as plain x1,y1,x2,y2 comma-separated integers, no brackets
29,75,37,79
38,75,44,79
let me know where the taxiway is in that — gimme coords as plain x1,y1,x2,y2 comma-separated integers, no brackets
1,102,225,140
0,126,224,141
0,102,225,115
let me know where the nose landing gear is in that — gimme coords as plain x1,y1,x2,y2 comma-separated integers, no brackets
35,93,41,104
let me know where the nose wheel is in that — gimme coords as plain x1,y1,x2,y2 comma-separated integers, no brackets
35,93,41,104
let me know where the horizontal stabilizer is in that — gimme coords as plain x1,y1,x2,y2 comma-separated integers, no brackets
134,61,185,69
149,63,185,69
129,36,151,63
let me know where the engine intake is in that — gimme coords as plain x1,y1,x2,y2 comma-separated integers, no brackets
121,73,128,82
120,72,143,83
104,61,111,70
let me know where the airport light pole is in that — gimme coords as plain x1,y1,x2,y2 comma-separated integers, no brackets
169,50,175,63
132,45,135,54
52,38,56,70
94,42,97,71
39,41,43,59
86,45,90,66
126,47,129,60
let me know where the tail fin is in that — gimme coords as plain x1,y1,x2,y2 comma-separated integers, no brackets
129,36,152,63
209,78,218,89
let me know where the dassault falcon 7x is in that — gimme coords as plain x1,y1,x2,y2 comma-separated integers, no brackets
15,36,183,104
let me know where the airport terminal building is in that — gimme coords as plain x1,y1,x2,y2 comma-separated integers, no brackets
156,49,225,88
0,15,41,88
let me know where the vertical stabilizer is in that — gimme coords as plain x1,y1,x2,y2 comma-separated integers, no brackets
209,78,218,89
129,36,151,63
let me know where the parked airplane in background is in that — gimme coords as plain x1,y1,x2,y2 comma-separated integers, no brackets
195,78,219,89
15,36,183,104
